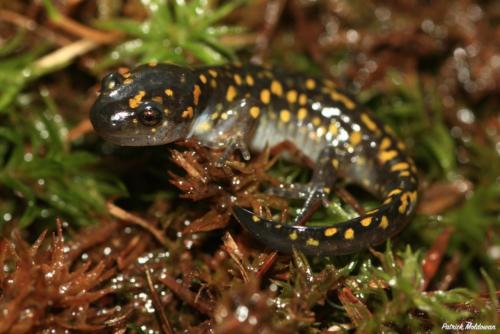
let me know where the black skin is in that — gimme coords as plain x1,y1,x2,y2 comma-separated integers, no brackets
91,63,198,146
90,63,418,256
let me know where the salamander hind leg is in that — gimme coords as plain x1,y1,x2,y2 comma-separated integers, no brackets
233,146,360,256
267,146,341,224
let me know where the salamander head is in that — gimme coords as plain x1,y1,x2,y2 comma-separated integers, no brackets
90,63,197,146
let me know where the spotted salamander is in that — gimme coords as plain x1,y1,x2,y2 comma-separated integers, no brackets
90,63,418,256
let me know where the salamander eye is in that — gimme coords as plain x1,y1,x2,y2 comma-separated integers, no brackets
101,72,123,91
138,102,162,127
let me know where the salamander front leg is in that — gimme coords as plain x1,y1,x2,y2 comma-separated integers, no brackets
189,98,259,166
216,135,251,167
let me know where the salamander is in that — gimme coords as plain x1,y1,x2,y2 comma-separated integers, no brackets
90,63,418,256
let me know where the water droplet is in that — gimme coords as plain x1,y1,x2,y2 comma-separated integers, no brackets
235,305,249,322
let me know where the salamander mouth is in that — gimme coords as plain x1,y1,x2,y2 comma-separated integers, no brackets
90,100,140,144
96,133,165,146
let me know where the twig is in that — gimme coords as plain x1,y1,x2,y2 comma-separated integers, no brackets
67,119,93,143
107,202,169,248
159,273,213,316
251,0,286,64
0,9,71,45
436,252,461,291
116,235,149,270
145,266,174,334
256,251,279,279
33,39,99,73
421,227,454,290
335,187,365,215
44,2,122,44
222,232,250,283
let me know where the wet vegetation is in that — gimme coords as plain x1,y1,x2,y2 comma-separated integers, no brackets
0,0,498,333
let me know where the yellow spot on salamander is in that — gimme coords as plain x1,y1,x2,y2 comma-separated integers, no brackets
152,96,163,104
196,121,212,132
312,117,321,126
280,110,291,123
409,191,418,203
107,81,117,90
306,238,319,246
411,163,417,174
226,85,237,102
384,124,395,135
344,228,355,240
193,84,201,105
317,126,326,138
399,171,410,177
379,216,389,229
309,131,318,141
298,108,308,120
199,74,207,84
324,227,338,237
208,69,218,77
388,188,402,197
329,122,338,136
378,150,398,163
246,74,254,86
210,80,217,88
234,74,242,85
123,78,133,85
182,106,194,119
129,90,146,109
299,94,307,105
252,215,260,223
330,90,355,109
331,159,339,169
306,79,316,90
249,106,260,119
164,88,174,97
260,89,271,104
286,90,298,104
289,231,298,240
391,162,410,172
361,217,372,227
399,192,409,214
210,112,219,120
380,137,392,150
350,131,362,146
361,113,378,132
271,80,283,96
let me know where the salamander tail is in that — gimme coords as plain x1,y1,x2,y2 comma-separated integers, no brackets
232,188,418,256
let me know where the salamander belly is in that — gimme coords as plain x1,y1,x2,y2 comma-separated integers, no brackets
250,112,329,161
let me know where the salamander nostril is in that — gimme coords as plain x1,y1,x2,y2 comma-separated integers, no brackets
101,72,123,91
